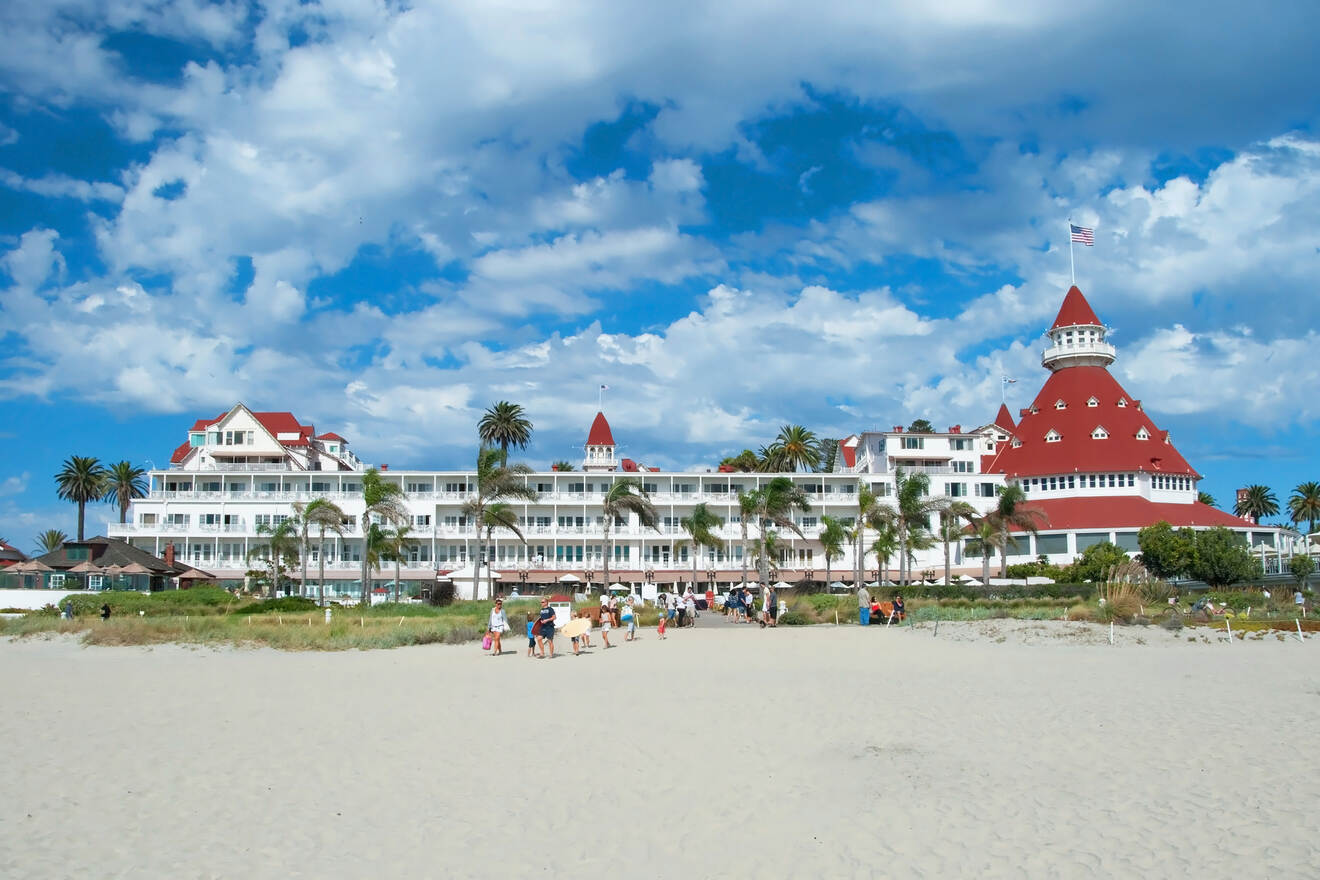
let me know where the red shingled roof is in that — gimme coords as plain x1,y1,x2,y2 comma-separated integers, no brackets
1050,286,1103,330
986,366,1198,479
169,441,192,464
316,432,346,442
1012,497,1249,532
587,411,614,446
621,458,639,472
839,437,857,469
993,403,1016,432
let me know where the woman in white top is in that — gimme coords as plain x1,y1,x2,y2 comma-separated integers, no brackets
487,599,510,655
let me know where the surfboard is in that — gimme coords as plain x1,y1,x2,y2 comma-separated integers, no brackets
559,618,591,639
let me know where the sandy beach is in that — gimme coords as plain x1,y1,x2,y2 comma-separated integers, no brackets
2,620,1318,879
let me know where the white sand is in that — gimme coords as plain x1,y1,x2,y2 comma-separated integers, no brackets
2,621,1318,878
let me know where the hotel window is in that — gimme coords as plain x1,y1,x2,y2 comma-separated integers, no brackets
1128,474,1135,487
1067,476,1076,489
139,513,158,525
413,515,431,526
1045,430,1061,443
951,438,973,451
444,482,468,493
189,432,205,447
801,517,818,528
1091,426,1108,439
947,482,967,497
977,482,997,497
406,482,430,493
312,481,331,492
208,431,222,444
246,431,254,445
1011,438,1022,447
1049,477,1058,491
954,460,974,473
643,483,658,494
1086,396,1098,407
902,437,924,449
1107,475,1116,488
1088,475,1097,488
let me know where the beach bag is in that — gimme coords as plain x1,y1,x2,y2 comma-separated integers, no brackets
482,634,493,651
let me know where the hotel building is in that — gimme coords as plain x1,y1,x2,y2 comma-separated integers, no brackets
111,285,1285,595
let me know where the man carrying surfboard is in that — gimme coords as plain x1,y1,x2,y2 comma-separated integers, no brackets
535,598,557,658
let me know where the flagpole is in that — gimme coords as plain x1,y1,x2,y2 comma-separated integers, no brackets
1068,218,1075,285
598,385,603,410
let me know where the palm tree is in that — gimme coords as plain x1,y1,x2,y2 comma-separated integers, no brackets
764,425,822,473
938,501,978,585
478,401,533,463
852,483,881,586
745,477,811,586
1197,490,1218,508
35,529,69,554
461,447,537,600
381,523,412,602
105,461,147,524
473,502,526,597
601,478,659,591
989,484,1048,578
877,468,946,586
55,456,108,541
296,498,346,606
756,444,785,473
680,502,723,591
869,523,898,584
360,468,408,605
1288,481,1320,535
1234,484,1279,524
964,515,1002,584
249,519,300,598
819,515,848,587
737,490,758,585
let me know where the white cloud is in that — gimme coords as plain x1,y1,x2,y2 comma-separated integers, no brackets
0,472,28,497
0,169,123,203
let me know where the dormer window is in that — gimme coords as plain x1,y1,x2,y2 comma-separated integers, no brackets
1134,428,1149,441
1091,426,1109,440
1086,396,1098,408
1011,438,1022,448
1045,429,1062,443
1117,398,1127,407
1054,399,1066,410
1028,405,1038,414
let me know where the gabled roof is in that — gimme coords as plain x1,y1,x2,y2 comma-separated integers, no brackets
169,440,192,464
986,366,1197,478
1010,497,1252,532
587,411,615,446
1050,285,1103,330
993,403,1016,432
316,432,346,442
33,537,194,575
621,458,639,472
838,436,858,469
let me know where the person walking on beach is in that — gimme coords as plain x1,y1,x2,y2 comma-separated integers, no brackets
487,599,509,655
857,583,871,626
598,603,613,649
526,613,537,658
622,597,637,641
656,612,667,639
684,592,696,627
536,599,557,658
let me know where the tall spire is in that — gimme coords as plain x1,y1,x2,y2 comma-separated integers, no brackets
1042,285,1116,372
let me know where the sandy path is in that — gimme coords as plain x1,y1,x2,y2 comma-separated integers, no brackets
1,622,1317,878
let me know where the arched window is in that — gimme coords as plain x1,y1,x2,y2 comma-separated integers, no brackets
1117,398,1128,407
1054,399,1067,410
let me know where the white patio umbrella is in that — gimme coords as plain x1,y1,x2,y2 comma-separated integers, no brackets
557,573,581,583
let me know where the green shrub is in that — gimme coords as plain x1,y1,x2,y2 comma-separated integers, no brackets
233,596,319,614
777,612,811,626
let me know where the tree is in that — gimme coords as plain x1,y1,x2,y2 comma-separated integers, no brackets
869,522,899,584
1288,481,1320,535
1188,527,1257,588
550,461,575,472
876,468,947,586
381,523,412,602
988,484,1047,579
601,478,659,592
818,438,839,473
852,483,882,587
35,529,69,554
963,516,1002,584
764,424,823,473
736,490,758,585
296,498,346,606
360,468,408,605
473,503,524,599
1290,554,1314,590
938,501,977,586
744,477,811,586
907,419,935,434
1137,521,1196,580
105,461,147,524
248,519,300,598
55,456,108,541
680,502,723,590
1197,491,1218,508
461,447,537,600
819,515,848,586
720,450,761,472
1072,541,1130,583
477,401,532,464
1234,484,1279,524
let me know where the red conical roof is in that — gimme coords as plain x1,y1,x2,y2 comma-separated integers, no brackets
1050,286,1103,330
586,412,615,446
993,403,1016,432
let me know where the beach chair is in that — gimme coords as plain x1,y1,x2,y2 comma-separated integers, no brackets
876,602,905,626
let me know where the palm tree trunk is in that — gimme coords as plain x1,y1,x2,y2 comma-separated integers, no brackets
943,526,951,586
77,501,86,542
318,529,326,607
395,555,401,603
475,531,485,601
120,499,128,524
602,518,612,596
999,526,1009,579
301,538,309,599
897,522,906,586
981,550,990,585
361,529,370,606
741,524,749,586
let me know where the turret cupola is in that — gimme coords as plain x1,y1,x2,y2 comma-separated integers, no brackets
583,412,617,472
1041,285,1116,371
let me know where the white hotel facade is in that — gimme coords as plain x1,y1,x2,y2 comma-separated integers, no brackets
110,286,1285,594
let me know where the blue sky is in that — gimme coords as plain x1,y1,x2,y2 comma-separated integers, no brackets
2,0,1319,551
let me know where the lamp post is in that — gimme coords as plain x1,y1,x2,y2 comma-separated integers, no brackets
707,568,716,588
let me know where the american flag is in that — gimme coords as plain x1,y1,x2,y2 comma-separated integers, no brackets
1070,224,1094,246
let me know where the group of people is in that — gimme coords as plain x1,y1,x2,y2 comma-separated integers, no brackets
723,583,780,627
483,593,649,659
856,585,905,626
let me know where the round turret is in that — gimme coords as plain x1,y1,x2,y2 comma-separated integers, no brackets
1041,286,1116,371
